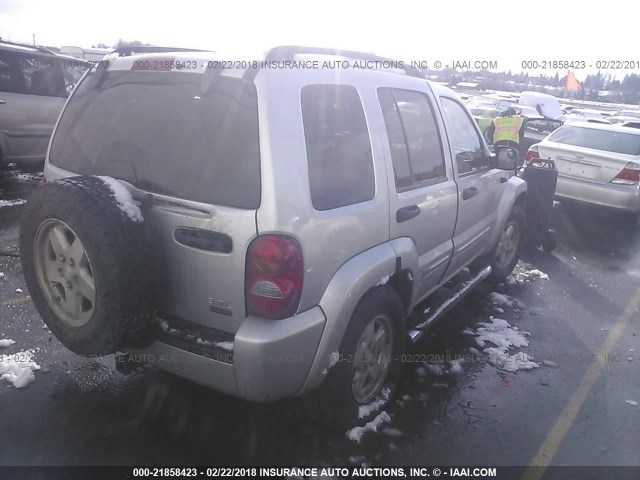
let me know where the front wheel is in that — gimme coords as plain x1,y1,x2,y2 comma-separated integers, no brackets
304,287,406,430
488,209,526,282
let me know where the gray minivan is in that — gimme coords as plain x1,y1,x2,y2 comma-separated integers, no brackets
0,41,89,169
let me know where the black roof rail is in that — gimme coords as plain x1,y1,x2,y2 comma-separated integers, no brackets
0,39,56,55
113,46,212,57
243,45,425,81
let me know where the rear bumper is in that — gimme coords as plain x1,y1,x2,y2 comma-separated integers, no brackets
129,306,326,402
556,175,640,213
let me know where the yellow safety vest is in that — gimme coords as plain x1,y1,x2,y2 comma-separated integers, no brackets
493,115,524,143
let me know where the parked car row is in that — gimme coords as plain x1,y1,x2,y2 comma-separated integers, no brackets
466,91,640,218
526,122,640,218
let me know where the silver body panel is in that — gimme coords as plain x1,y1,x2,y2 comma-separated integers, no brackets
44,52,526,401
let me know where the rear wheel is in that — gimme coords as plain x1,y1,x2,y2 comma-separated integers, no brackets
305,287,406,430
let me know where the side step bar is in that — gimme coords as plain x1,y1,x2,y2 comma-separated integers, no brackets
408,265,492,345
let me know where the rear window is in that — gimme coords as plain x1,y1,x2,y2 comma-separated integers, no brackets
301,84,374,211
49,70,261,209
524,119,561,136
548,126,640,156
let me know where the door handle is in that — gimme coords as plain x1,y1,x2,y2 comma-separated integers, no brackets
396,205,421,223
462,186,479,200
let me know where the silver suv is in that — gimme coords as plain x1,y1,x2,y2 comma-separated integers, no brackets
20,46,526,427
0,41,89,169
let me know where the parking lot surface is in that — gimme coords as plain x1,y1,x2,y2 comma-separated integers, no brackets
1,165,639,470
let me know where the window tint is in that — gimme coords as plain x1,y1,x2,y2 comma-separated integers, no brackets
301,85,374,211
17,54,67,97
0,51,84,97
548,126,640,156
50,71,261,209
440,98,484,175
0,51,23,94
378,89,412,188
378,88,446,189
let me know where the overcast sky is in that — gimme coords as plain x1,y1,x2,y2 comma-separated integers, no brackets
1,0,637,79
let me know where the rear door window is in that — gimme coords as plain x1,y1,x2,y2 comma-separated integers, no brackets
301,84,375,211
49,70,261,209
378,88,446,190
16,53,67,97
549,126,640,155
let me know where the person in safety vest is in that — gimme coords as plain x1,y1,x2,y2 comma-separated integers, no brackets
486,107,524,150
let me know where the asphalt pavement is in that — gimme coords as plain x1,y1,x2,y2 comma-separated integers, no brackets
1,166,639,472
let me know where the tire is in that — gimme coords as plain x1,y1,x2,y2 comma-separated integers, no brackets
541,229,557,253
19,176,158,356
487,208,526,282
304,287,406,430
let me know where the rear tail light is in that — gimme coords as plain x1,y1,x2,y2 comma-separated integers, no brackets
525,145,540,163
246,235,303,319
611,163,640,185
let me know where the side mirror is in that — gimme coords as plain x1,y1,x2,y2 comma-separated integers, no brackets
494,147,519,170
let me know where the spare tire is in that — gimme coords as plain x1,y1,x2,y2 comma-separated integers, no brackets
20,176,158,356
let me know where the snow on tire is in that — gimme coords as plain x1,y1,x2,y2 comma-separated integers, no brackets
20,176,159,356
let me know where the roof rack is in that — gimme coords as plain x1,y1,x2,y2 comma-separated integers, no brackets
113,46,212,57
243,45,425,81
0,39,56,55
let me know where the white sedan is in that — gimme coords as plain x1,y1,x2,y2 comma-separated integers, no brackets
525,123,640,216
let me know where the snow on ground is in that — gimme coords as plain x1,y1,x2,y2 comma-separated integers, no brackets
489,292,514,307
474,318,531,350
483,348,539,372
0,339,16,348
0,350,40,388
420,360,463,376
489,292,525,309
508,264,550,284
346,411,392,443
0,199,26,208
449,359,464,374
97,176,144,222
358,387,390,418
468,317,540,372
626,400,639,407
